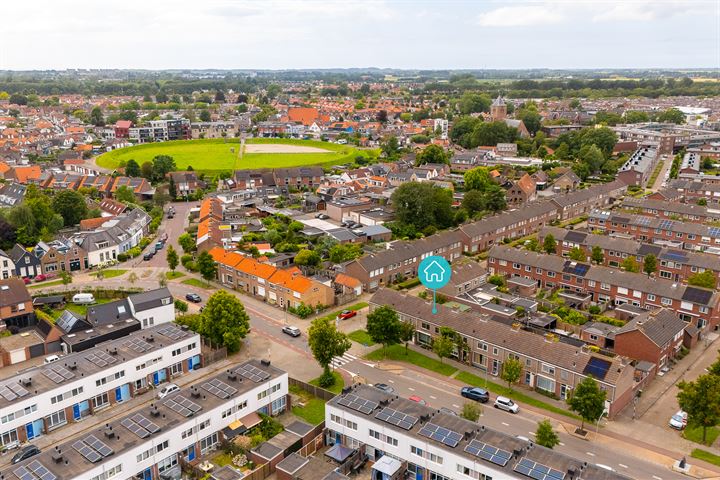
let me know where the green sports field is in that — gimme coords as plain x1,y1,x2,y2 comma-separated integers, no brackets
96,138,373,172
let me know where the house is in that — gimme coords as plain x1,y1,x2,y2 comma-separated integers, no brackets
35,238,88,274
438,260,487,297
5,165,41,184
0,278,34,329
9,244,41,279
617,147,659,187
553,170,581,192
531,170,550,190
168,171,204,197
621,197,720,224
114,120,132,138
0,182,26,207
496,143,518,157
506,173,536,206
99,197,127,216
0,250,15,280
613,309,687,372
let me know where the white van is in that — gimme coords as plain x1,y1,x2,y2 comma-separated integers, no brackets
72,293,95,305
43,355,60,365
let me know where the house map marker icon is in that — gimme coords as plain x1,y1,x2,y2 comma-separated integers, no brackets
418,256,451,314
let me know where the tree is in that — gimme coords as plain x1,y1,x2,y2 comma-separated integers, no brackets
155,91,169,103
543,234,557,254
591,245,604,265
200,291,250,353
8,93,27,105
166,245,179,271
168,176,177,199
0,217,17,250
579,144,605,173
380,136,401,160
376,110,388,123
535,420,560,449
462,190,485,214
391,183,453,231
366,306,402,357
140,161,153,179
568,247,585,261
178,233,195,253
52,190,88,226
458,92,491,114
328,243,362,263
501,357,522,391
214,90,226,103
308,317,351,387
461,402,482,422
128,272,138,285
688,270,716,289
125,159,141,177
463,166,492,191
399,321,415,355
151,155,176,182
197,251,217,284
90,107,104,126
621,257,639,273
567,376,607,432
657,108,685,124
60,271,72,285
432,335,454,364
517,108,542,135
294,249,321,269
415,144,450,166
643,254,657,277
114,185,136,204
484,184,507,212
677,374,720,444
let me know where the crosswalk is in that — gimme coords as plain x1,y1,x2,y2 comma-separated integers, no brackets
330,353,358,369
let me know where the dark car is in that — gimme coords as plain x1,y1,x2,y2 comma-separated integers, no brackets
373,383,395,394
143,251,154,261
460,386,490,403
12,445,40,464
186,293,202,303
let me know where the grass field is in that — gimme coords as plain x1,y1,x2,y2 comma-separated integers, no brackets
96,138,374,172
692,448,720,466
91,269,127,279
348,330,375,346
309,371,344,394
181,278,213,289
166,271,185,280
683,425,720,446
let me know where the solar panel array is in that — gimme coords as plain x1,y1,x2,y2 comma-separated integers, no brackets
464,439,512,467
0,382,29,402
201,378,238,399
337,394,378,415
121,414,161,438
123,338,153,353
659,220,675,230
583,357,611,380
157,325,188,340
72,434,114,463
164,396,202,417
13,460,56,480
56,310,81,332
85,350,117,368
663,250,688,262
236,364,271,383
42,365,75,384
514,458,566,480
418,423,463,448
375,407,418,430
635,216,652,226
710,227,720,238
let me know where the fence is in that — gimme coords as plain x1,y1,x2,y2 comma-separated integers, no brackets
289,377,337,402
201,337,228,365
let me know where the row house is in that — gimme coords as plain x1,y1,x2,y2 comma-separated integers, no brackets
679,152,701,174
665,178,720,205
505,173,536,206
370,289,637,418
0,278,34,329
209,248,334,308
9,244,42,279
612,309,687,371
688,142,720,159
678,172,720,184
622,197,720,223
487,245,720,330
549,178,627,221
588,210,720,252
539,226,720,284
0,360,286,480
0,324,201,448
343,230,464,291
35,238,89,274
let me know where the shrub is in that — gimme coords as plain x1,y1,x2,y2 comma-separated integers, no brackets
288,303,314,319
139,237,151,249
174,299,188,313
318,369,336,388
117,253,128,262
588,305,601,315
127,247,142,258
488,275,506,287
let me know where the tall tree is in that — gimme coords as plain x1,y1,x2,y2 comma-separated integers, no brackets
621,257,639,273
501,357,523,391
391,183,453,231
643,254,657,277
125,159,141,177
688,270,716,289
568,247,585,261
294,249,321,270
677,374,720,444
591,245,604,265
178,233,195,253
567,376,607,432
484,184,507,212
366,306,402,357
114,185,136,204
140,161,153,179
90,106,105,126
166,245,179,272
415,144,450,166
200,291,250,353
151,155,176,182
308,317,351,387
463,166,492,191
399,321,416,355
535,420,560,449
51,190,88,226
432,335,454,364
543,234,557,254
197,251,218,284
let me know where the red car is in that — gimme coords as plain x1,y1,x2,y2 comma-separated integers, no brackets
338,310,357,320
21,277,30,285
33,274,47,282
408,395,427,406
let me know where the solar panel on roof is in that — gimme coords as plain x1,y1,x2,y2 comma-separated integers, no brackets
202,378,238,399
157,325,188,340
84,434,114,457
72,440,101,463
464,439,512,466
418,423,463,448
123,338,153,353
8,383,28,397
682,286,714,305
709,227,720,238
164,396,202,417
583,357,612,380
52,366,75,380
374,407,418,430
0,385,17,401
121,417,150,438
85,350,117,368
337,394,378,415
236,364,271,383
56,310,81,332
513,457,566,480
42,369,64,384
13,465,35,480
635,216,652,226
659,220,675,230
662,250,688,262
27,460,57,480
132,414,160,434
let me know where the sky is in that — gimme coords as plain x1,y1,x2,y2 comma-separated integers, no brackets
0,0,718,70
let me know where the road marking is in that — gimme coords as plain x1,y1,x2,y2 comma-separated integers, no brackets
388,380,395,384
586,452,595,457
452,404,460,409
558,442,565,446
501,422,509,426
618,464,628,469
408,387,415,391
652,476,662,480
430,395,437,400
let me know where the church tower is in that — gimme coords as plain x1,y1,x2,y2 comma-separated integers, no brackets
490,95,507,122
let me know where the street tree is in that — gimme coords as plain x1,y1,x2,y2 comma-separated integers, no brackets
399,321,415,355
535,420,560,449
543,234,557,254
568,247,585,261
432,335,454,364
197,251,217,284
201,291,250,353
567,376,607,432
166,245,179,271
501,357,523,391
677,373,720,444
366,306,402,357
591,245,604,265
308,317,351,387
461,402,482,422
643,254,657,276
688,270,716,289
51,190,88,226
178,233,195,253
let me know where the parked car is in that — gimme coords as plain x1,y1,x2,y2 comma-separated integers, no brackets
282,326,301,337
669,410,688,430
157,383,180,399
373,383,394,394
12,445,40,464
143,251,154,261
338,310,357,320
439,407,457,416
494,396,519,413
460,386,490,403
21,277,30,285
186,293,202,303
33,274,47,282
44,355,60,365
408,395,427,406
155,241,164,251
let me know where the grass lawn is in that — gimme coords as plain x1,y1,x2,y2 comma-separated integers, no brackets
91,269,127,279
96,138,374,172
365,344,458,377
309,371,344,394
211,452,233,467
314,302,369,323
289,386,326,425
683,425,720,446
28,280,65,289
348,330,375,346
166,271,185,280
181,278,213,289
691,448,720,467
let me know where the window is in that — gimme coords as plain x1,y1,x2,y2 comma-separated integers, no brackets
92,393,109,410
157,454,178,474
421,322,430,330
536,375,556,393
89,464,122,480
661,297,672,306
0,429,18,447
96,370,125,387
200,433,219,454
46,409,67,430
170,362,183,376
541,363,555,375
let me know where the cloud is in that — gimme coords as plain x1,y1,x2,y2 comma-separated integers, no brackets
477,5,565,27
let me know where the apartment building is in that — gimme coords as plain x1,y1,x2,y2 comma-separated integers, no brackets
622,197,720,223
370,289,637,417
617,147,659,187
128,118,190,143
680,152,701,174
588,210,720,252
487,245,720,329
541,226,720,284
1,360,287,480
327,385,631,480
0,324,201,448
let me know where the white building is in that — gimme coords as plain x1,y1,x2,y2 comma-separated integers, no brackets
433,118,449,140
